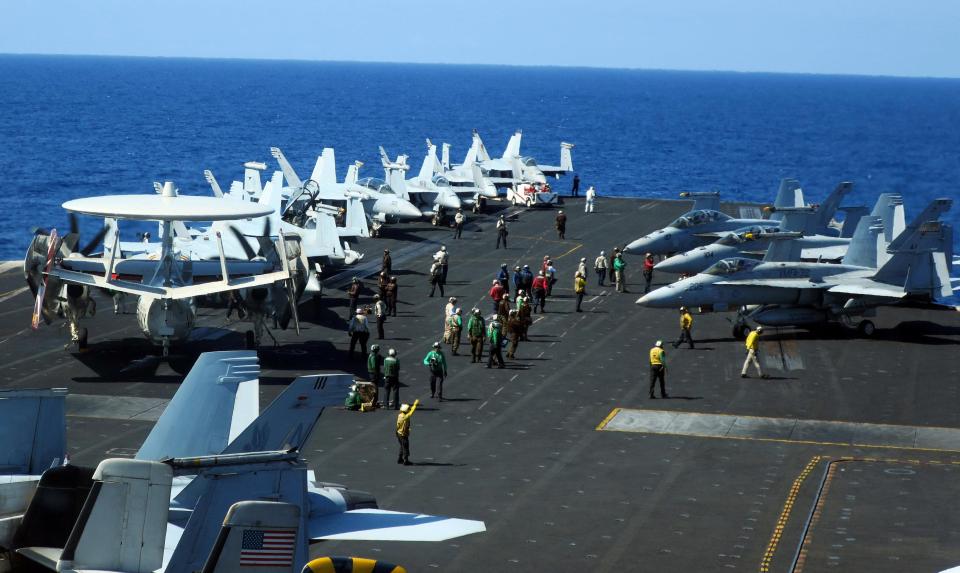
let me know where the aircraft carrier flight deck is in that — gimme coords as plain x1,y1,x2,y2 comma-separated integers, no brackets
1,196,959,572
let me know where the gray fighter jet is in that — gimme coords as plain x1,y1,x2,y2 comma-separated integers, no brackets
441,130,574,194
3,352,486,572
272,147,422,226
637,199,954,338
653,187,896,275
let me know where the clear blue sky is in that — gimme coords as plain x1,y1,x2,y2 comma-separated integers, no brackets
3,0,958,78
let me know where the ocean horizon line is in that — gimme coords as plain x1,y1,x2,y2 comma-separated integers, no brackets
3,51,960,82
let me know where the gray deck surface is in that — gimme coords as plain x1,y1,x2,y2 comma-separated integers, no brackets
602,409,960,452
1,196,959,572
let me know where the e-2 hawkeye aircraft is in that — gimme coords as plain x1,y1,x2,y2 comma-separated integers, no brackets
24,182,300,354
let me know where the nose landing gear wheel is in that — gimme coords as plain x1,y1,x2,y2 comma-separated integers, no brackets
77,327,88,350
244,330,256,349
857,320,876,337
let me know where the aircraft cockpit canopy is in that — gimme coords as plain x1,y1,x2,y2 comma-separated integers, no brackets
431,175,450,187
717,225,769,245
669,210,731,229
521,157,538,167
704,258,761,276
356,177,395,195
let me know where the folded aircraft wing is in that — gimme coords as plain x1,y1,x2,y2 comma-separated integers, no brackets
309,508,486,542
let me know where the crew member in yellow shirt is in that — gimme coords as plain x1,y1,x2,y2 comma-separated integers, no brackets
741,326,768,378
673,306,694,349
395,399,420,465
649,340,668,399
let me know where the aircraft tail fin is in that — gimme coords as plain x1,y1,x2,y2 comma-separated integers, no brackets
343,193,370,237
870,193,905,244
887,198,952,251
270,147,304,190
419,142,438,182
502,130,522,159
816,181,853,232
243,161,266,195
469,130,491,162
0,388,67,474
560,142,574,172
387,164,410,200
378,146,391,168
838,206,869,238
874,220,953,299
841,215,884,268
680,191,721,212
57,459,171,573
345,160,362,186
313,210,345,259
222,373,353,455
255,172,284,234
204,170,225,198
309,149,339,188
775,206,817,233
769,179,803,221
200,501,300,573
135,352,259,461
441,142,451,170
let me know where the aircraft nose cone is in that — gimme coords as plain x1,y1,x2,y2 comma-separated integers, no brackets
654,255,686,274
636,285,677,308
398,200,423,219
624,236,653,255
439,194,462,210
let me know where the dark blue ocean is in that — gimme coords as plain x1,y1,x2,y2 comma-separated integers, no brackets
2,54,959,263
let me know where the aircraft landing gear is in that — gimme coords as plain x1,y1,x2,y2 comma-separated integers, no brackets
733,323,751,340
857,320,876,337
77,327,88,351
245,330,256,350
161,338,170,359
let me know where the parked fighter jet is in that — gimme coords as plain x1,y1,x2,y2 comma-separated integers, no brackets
637,198,954,338
440,130,574,194
205,162,366,275
271,147,422,230
4,351,485,572
24,183,298,354
623,179,817,256
654,186,891,275
379,143,462,221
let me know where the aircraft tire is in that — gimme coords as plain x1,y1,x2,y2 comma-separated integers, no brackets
857,320,876,337
77,327,88,350
244,330,256,349
733,323,750,340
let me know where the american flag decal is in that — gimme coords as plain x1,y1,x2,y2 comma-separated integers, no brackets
239,529,296,567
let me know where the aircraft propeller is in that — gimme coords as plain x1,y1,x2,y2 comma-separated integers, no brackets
225,219,302,334
66,213,110,257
